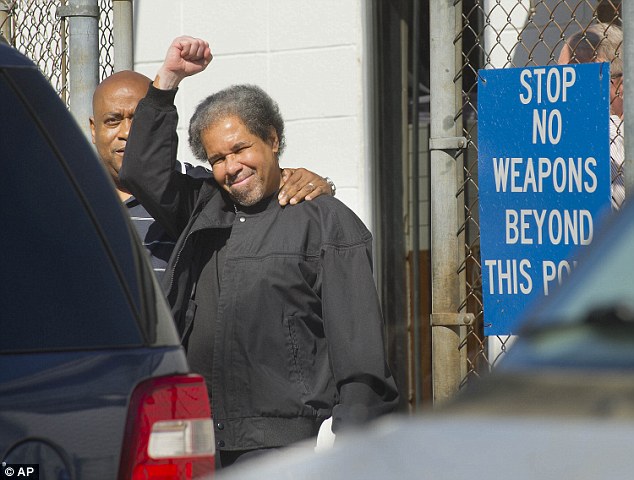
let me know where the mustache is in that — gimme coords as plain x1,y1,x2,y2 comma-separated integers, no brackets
226,170,253,187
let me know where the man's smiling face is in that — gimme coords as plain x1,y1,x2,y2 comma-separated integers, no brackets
202,115,281,207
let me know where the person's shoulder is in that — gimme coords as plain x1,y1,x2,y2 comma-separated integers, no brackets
292,195,372,244
125,197,153,219
285,194,346,216
184,162,213,179
309,194,352,213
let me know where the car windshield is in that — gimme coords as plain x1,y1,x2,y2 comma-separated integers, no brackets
517,202,634,331
501,204,634,369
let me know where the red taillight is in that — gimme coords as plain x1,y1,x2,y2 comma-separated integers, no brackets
118,374,215,480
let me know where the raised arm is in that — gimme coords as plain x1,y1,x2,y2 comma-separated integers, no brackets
119,36,213,238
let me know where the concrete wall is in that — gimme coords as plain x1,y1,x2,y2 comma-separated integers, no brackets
483,0,602,69
132,0,374,227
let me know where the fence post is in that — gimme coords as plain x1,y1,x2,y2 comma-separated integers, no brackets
57,0,99,140
623,3,634,197
428,0,468,404
410,0,422,410
113,0,133,71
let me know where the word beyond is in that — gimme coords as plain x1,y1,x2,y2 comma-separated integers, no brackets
505,208,593,245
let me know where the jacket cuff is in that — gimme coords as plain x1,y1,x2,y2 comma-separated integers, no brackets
143,82,178,109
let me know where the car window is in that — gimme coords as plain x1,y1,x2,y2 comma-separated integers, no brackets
501,204,634,369
542,218,634,322
0,71,144,352
521,206,634,329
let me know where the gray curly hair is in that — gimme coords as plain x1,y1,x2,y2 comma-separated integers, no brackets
188,84,286,162
564,22,623,77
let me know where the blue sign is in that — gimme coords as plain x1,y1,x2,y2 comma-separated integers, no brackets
478,63,612,335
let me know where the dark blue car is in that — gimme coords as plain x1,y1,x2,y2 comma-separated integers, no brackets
0,44,214,479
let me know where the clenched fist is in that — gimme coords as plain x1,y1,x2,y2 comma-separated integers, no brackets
154,36,212,90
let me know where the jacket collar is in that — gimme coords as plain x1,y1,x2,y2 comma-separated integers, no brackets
193,184,280,230
234,190,280,215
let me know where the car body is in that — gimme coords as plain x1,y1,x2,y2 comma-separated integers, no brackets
0,45,214,479
218,196,634,479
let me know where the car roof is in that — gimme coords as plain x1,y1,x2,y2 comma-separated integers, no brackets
0,43,178,349
0,43,34,68
218,413,634,480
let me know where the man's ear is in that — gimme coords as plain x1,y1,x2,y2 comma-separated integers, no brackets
89,117,96,145
269,128,279,155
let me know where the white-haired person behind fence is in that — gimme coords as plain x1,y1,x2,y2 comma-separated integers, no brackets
558,22,624,208
119,35,399,469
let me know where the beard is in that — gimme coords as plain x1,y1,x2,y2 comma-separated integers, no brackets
228,174,266,207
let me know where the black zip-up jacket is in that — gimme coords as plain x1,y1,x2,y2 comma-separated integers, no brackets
120,85,399,451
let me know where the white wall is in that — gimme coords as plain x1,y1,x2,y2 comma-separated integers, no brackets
132,0,373,227
483,0,600,68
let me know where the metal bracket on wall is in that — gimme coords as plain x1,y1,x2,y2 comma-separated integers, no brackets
428,136,468,152
56,5,99,18
430,312,475,327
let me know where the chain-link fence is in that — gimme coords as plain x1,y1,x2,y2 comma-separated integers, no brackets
1,0,625,406
456,0,622,385
0,0,114,106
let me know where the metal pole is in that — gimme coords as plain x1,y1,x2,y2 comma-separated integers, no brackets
113,0,133,71
0,0,12,43
428,0,468,404
622,2,634,197
411,0,422,411
57,0,99,140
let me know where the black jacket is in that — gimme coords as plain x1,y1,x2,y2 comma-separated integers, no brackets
120,85,399,451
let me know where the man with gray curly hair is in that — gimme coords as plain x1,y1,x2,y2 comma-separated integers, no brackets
188,84,287,207
120,35,399,469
